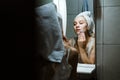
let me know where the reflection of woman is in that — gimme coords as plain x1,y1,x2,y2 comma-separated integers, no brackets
63,11,95,80
73,11,95,64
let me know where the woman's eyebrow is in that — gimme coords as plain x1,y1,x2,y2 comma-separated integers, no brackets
79,19,85,23
73,21,76,24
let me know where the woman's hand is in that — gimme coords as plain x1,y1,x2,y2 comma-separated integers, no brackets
77,33,86,48
63,40,71,49
62,35,71,49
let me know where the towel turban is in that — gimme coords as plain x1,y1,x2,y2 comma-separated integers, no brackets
74,11,95,35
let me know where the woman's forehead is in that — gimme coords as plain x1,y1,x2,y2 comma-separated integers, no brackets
74,16,86,22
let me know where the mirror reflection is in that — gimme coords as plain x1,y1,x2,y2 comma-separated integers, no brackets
64,11,96,80
65,0,96,80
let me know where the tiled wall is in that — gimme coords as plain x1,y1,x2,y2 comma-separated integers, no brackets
96,0,120,80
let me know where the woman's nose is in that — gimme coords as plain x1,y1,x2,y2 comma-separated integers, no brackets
76,24,81,28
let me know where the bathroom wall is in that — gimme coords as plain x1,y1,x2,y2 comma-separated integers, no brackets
96,0,120,80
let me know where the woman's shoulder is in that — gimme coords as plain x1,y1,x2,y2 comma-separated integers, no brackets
89,37,95,42
89,37,95,48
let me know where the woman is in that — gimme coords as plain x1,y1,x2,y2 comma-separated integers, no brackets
63,11,95,80
73,11,95,64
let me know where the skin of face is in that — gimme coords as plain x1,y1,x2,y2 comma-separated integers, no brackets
73,16,88,35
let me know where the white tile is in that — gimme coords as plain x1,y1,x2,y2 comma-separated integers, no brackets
103,45,120,80
104,7,120,44
104,0,120,6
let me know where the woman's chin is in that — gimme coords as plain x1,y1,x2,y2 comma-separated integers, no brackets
76,32,80,35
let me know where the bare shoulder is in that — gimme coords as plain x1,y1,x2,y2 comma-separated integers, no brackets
89,37,95,51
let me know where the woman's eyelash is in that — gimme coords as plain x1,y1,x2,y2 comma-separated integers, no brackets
73,23,76,25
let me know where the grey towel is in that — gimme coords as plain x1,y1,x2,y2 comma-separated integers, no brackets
35,2,64,63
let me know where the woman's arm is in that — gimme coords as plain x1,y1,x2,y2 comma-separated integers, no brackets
78,41,95,64
62,34,78,53
63,38,78,53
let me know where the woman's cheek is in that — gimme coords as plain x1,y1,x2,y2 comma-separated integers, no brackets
73,27,76,32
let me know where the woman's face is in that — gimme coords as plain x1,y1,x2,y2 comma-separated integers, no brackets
73,16,88,35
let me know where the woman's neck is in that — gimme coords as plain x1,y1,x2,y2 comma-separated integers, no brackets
86,31,90,39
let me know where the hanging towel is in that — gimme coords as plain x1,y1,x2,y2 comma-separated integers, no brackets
35,2,64,63
82,0,89,12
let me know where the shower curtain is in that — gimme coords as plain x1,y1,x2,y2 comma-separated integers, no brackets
53,0,67,36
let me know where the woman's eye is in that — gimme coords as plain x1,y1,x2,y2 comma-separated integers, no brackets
79,21,84,24
73,23,76,26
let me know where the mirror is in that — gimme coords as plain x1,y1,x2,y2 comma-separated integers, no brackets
66,0,96,80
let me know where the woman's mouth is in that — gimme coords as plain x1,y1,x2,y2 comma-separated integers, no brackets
76,29,80,32
76,29,84,34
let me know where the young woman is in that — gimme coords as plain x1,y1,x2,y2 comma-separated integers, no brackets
63,11,95,80
73,11,95,64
